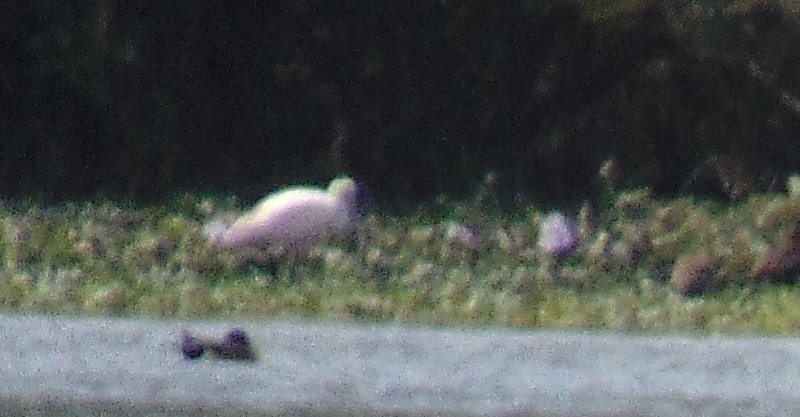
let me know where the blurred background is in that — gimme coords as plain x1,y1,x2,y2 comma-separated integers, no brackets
3,0,800,209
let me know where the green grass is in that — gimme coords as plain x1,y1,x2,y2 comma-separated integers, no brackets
2,186,800,336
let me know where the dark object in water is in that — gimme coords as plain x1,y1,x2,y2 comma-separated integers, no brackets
181,327,257,361
209,328,258,360
181,331,205,359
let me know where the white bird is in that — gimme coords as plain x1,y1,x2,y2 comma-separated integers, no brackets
205,177,360,255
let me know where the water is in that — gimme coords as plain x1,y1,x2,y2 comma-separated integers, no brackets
1,313,799,416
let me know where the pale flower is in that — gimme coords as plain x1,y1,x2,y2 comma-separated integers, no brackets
445,222,480,249
537,212,578,256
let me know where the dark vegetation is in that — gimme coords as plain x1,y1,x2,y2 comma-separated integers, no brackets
2,0,800,208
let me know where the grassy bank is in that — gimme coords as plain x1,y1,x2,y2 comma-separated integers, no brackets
2,185,800,335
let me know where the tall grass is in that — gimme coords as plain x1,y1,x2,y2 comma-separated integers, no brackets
2,183,800,335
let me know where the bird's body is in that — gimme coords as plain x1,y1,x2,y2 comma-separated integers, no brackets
206,177,360,254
